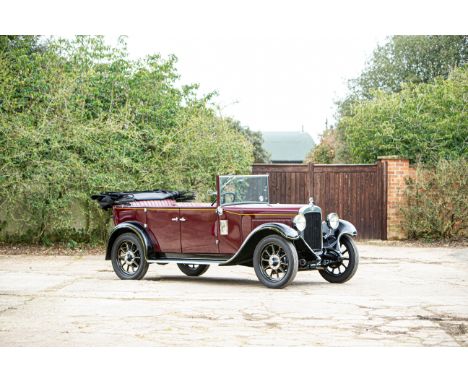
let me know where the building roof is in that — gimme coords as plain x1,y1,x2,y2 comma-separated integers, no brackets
261,131,315,163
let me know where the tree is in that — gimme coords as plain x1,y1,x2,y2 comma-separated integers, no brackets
305,128,336,164
305,122,352,164
0,36,254,244
329,35,468,164
350,35,467,99
224,117,271,163
338,67,468,164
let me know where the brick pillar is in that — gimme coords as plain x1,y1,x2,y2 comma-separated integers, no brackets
378,156,414,240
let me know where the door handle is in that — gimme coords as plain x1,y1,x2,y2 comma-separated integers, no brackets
171,217,179,222
179,217,186,222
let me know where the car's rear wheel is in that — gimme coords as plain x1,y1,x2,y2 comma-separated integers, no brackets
253,235,298,289
177,264,210,276
111,232,149,280
319,235,359,283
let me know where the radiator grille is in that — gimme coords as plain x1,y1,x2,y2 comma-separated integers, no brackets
304,212,322,250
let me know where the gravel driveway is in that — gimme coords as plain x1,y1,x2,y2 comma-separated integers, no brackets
0,243,467,346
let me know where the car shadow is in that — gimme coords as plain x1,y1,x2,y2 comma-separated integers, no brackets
144,275,323,288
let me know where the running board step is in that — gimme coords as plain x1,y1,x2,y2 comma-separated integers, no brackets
148,258,228,265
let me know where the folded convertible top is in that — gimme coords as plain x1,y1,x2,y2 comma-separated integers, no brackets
91,190,196,210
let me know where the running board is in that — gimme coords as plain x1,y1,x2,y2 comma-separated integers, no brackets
148,258,228,265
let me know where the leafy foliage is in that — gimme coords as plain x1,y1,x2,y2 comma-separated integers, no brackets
0,36,253,244
305,128,335,164
349,35,468,100
338,67,467,164
329,36,468,165
224,118,271,163
304,127,352,164
402,158,468,240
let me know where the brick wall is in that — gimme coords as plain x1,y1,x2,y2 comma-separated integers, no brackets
378,156,415,239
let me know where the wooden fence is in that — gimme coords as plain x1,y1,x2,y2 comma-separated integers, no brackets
252,162,388,240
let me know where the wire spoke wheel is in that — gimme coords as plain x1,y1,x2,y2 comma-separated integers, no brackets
319,236,359,284
253,235,298,289
259,243,289,283
177,263,210,277
111,232,149,280
325,241,350,276
117,240,141,275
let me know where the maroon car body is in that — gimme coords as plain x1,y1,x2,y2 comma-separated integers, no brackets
113,201,302,256
97,175,359,288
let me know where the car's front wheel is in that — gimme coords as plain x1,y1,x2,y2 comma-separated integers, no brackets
111,232,149,280
319,235,359,283
253,235,298,289
177,264,210,276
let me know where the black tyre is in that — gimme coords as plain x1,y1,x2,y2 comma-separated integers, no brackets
177,264,210,276
253,235,298,289
319,235,359,283
111,232,149,280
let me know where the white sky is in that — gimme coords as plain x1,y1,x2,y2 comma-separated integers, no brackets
3,0,467,142
123,33,386,141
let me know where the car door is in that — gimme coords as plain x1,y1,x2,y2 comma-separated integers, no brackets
180,208,219,254
217,208,245,254
146,208,181,253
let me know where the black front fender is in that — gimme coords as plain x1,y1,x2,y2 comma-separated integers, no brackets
220,223,299,266
323,219,357,250
106,222,155,261
336,219,357,241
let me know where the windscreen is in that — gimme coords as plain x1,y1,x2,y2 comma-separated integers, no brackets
219,175,269,205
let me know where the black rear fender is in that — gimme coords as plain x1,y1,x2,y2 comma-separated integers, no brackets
106,222,155,261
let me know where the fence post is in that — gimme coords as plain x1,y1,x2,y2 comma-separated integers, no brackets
377,160,388,240
307,162,314,200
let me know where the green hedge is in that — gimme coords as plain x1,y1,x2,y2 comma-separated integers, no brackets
338,67,468,164
0,36,253,244
402,158,468,240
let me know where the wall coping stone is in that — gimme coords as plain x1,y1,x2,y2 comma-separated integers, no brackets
377,156,408,160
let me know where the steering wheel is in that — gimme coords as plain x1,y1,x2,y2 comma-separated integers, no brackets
221,192,236,204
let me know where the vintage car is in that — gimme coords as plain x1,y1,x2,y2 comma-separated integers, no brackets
92,175,359,288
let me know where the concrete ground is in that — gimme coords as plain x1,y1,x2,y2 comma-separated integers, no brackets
0,243,467,346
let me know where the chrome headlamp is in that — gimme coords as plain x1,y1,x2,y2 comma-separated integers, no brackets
326,213,340,230
293,214,306,231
